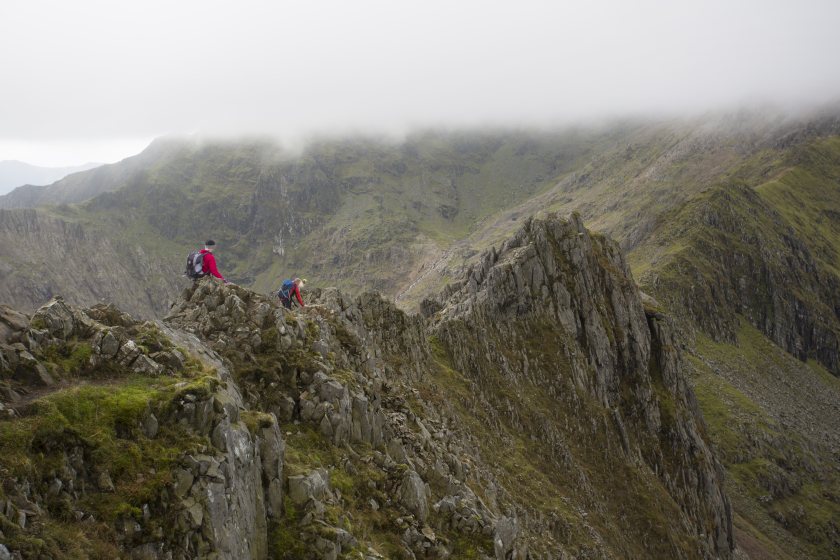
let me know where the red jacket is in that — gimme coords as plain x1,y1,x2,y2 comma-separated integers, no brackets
290,283,304,307
200,249,225,281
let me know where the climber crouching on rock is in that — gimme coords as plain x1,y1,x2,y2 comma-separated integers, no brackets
277,277,306,309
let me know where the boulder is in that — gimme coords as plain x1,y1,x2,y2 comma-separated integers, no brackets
97,471,115,492
98,330,121,357
31,297,95,340
132,355,163,376
288,469,330,506
399,470,429,522
0,305,28,343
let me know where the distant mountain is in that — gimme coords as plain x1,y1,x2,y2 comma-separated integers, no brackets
0,160,102,195
0,138,182,208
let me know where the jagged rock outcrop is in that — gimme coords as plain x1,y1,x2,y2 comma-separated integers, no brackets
0,295,285,560
430,212,733,558
163,280,516,558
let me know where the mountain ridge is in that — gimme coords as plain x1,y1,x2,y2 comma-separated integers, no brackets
0,212,734,559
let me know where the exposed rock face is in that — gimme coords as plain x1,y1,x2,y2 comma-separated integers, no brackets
0,214,735,559
645,184,840,375
0,294,285,560
431,213,733,558
0,209,182,318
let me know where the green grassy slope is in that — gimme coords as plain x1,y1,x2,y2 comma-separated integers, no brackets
396,112,840,309
631,135,840,375
688,320,840,559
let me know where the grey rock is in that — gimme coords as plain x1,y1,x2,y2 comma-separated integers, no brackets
47,478,63,497
210,421,229,451
172,468,194,499
319,414,334,439
399,470,429,522
274,395,296,422
97,471,115,492
117,340,141,366
319,379,346,403
288,469,330,506
132,354,163,375
0,305,28,344
12,348,54,386
387,437,409,464
267,479,284,518
99,330,121,357
493,516,518,560
150,350,184,370
186,500,204,527
31,297,93,339
312,339,331,358
142,413,159,439
32,362,55,386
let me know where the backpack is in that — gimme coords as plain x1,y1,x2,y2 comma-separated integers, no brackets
185,251,206,279
277,279,295,301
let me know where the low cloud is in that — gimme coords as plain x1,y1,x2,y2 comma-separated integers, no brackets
2,0,839,163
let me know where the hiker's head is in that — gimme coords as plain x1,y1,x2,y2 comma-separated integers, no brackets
204,239,216,252
295,277,306,289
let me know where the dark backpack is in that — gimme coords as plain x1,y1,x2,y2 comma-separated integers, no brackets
277,279,296,301
185,251,206,279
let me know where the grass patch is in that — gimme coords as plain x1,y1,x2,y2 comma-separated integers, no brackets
689,322,840,559
42,341,94,375
241,410,276,434
0,373,209,547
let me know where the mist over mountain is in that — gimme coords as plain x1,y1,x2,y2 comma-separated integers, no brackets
0,161,101,195
1,107,839,559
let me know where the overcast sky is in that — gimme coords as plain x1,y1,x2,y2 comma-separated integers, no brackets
1,0,839,165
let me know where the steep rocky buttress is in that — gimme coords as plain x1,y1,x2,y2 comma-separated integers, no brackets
0,213,733,559
427,213,732,558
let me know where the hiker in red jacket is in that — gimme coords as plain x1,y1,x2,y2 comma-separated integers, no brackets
278,278,306,309
200,240,229,283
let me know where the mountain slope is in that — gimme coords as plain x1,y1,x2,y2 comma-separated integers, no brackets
0,208,184,319
633,136,840,375
0,129,641,316
4,112,840,321
2,112,839,558
0,138,186,209
427,213,732,557
627,129,840,558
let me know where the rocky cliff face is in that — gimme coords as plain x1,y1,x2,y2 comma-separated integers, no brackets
429,213,732,558
0,214,733,559
640,183,840,376
0,295,285,559
0,208,183,318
